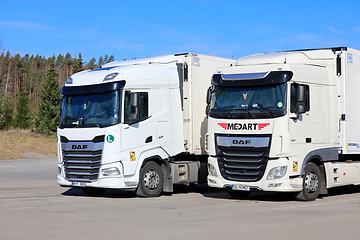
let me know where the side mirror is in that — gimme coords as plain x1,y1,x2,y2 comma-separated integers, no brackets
296,85,307,115
129,93,140,124
296,104,306,115
206,87,212,105
206,105,210,116
297,85,306,102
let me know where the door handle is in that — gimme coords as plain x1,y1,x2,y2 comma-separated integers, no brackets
145,136,152,143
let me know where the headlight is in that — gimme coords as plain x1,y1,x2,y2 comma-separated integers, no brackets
102,167,121,176
267,166,287,180
208,164,218,177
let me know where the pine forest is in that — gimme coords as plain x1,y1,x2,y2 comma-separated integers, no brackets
0,48,115,134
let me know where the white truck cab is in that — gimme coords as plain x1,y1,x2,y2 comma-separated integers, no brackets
206,47,360,200
57,53,235,197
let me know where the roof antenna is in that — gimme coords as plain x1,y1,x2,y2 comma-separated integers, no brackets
284,46,288,64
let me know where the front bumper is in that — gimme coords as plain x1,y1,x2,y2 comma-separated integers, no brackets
207,156,303,192
57,161,138,190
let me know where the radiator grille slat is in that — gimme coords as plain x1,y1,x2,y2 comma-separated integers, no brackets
215,134,271,182
61,136,104,182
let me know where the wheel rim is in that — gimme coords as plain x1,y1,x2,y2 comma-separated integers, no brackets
143,170,160,190
305,172,319,193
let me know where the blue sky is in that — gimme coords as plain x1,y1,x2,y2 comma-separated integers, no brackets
1,0,360,63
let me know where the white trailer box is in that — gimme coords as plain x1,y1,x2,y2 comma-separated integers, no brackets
57,53,235,197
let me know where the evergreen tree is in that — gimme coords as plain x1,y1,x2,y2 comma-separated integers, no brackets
72,53,83,74
98,56,104,67
108,55,115,63
55,54,64,68
63,53,73,79
0,96,14,130
14,83,31,129
35,60,60,135
87,58,96,69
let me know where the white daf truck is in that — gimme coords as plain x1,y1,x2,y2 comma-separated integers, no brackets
206,47,360,201
57,53,235,197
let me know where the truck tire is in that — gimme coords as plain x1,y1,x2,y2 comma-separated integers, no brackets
294,163,321,201
226,189,250,199
136,161,164,197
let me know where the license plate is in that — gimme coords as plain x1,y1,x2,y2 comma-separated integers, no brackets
72,182,86,187
232,184,250,191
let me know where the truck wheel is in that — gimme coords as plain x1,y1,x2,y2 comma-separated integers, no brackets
294,163,321,201
81,188,106,196
136,161,164,197
226,189,250,199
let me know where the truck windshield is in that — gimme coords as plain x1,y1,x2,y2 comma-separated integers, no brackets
60,90,120,128
209,83,286,119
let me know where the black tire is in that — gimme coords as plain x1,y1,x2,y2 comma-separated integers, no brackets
294,163,321,201
136,161,164,197
81,188,106,196
226,188,251,199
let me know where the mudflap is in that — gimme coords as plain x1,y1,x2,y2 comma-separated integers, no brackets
162,163,173,193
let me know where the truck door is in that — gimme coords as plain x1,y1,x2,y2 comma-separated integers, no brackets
121,91,153,175
289,83,312,162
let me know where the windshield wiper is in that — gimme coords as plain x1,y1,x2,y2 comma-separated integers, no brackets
261,109,276,117
82,123,103,128
245,111,255,118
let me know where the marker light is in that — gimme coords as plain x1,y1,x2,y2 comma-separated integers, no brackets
66,77,73,84
268,183,281,188
102,167,121,176
267,166,287,180
103,73,119,81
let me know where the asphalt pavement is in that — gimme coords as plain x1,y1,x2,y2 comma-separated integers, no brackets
1,157,360,240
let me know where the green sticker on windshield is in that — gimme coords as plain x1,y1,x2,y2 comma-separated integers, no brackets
277,102,283,108
107,135,114,143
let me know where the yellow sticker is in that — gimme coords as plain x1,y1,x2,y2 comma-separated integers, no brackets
293,161,298,172
130,151,136,161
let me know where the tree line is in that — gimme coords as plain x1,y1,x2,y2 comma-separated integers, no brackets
0,49,115,134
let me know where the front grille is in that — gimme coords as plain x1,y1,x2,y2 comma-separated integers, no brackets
217,156,268,182
61,135,104,182
63,150,102,181
215,134,271,182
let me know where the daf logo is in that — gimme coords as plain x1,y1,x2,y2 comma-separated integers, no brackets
72,145,88,150
233,139,251,145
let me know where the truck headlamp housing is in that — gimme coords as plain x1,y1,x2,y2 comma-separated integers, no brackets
102,167,121,177
266,166,287,180
208,164,218,177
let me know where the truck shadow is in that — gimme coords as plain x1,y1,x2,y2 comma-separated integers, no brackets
198,185,360,202
61,187,137,198
61,184,360,201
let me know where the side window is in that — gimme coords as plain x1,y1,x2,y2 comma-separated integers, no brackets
124,91,149,123
290,83,309,113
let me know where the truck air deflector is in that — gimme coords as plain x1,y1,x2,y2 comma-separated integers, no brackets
90,66,117,71
221,72,270,81
212,71,293,87
62,80,126,96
